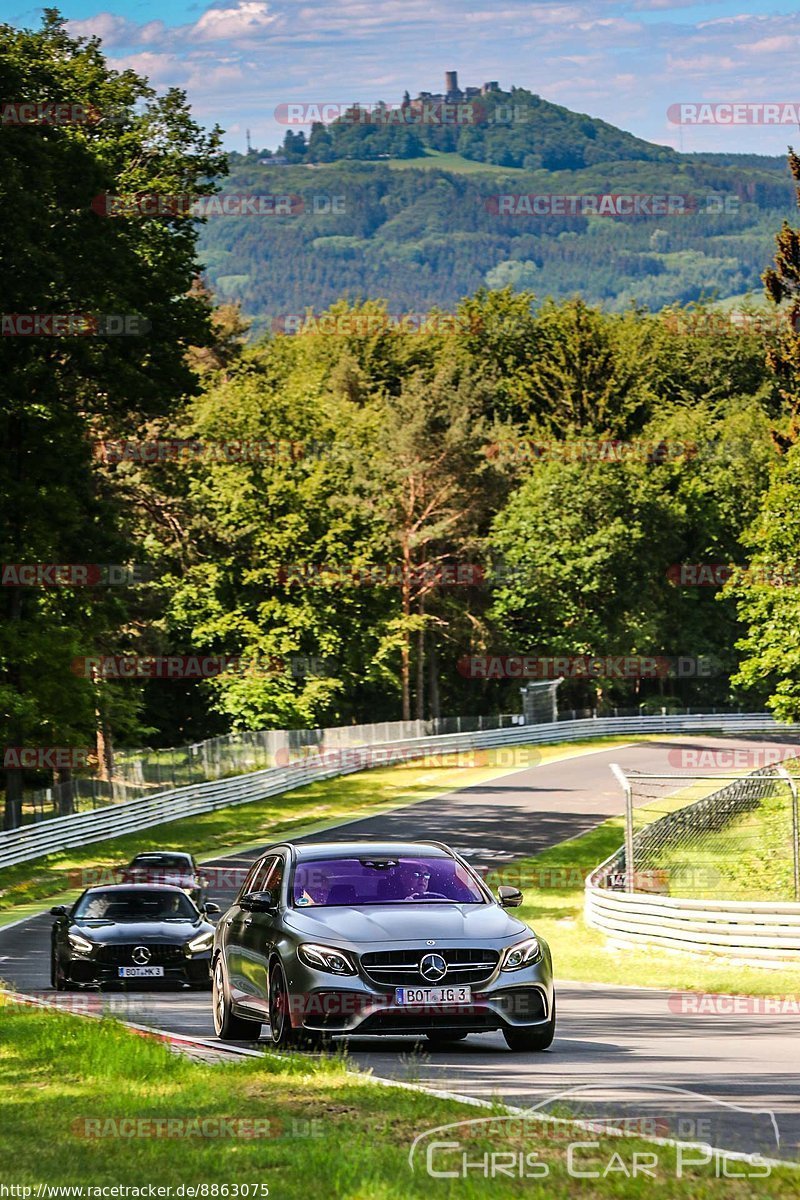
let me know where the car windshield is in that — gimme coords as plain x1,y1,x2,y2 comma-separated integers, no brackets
73,889,198,922
130,854,191,870
290,856,486,906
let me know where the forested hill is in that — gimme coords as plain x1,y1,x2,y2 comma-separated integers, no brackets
269,86,680,170
197,141,795,330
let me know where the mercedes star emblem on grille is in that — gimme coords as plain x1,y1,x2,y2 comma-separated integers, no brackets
132,945,152,965
419,952,447,981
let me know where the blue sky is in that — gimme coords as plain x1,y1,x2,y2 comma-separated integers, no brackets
3,0,800,154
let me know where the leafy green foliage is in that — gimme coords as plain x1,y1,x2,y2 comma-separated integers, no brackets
196,151,795,325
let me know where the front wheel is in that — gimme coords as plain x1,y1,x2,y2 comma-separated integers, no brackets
267,961,323,1050
503,997,556,1052
212,957,262,1040
51,949,70,991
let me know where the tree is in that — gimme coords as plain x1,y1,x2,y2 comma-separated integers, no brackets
362,356,499,718
0,11,225,825
727,444,800,719
762,147,800,444
521,299,656,437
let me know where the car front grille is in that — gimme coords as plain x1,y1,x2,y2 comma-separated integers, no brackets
360,947,500,987
94,943,186,966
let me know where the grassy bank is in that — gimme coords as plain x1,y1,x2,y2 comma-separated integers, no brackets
493,813,800,995
0,1003,794,1196
0,738,631,919
649,775,799,901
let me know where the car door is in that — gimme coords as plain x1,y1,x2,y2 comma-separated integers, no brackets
223,856,275,1005
237,855,285,1011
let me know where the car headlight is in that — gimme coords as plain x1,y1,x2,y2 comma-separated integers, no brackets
68,931,94,954
502,937,542,970
297,943,356,975
186,930,215,954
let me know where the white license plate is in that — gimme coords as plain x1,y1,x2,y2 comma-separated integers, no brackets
395,985,471,1005
117,966,165,978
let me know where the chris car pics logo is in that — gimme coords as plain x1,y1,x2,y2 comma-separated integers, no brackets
408,1084,782,1180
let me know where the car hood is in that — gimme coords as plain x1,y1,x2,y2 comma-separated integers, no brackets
283,903,529,945
72,919,209,944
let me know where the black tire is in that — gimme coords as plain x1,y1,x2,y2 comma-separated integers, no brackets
267,960,321,1050
426,1031,469,1044
212,957,262,1040
51,949,70,991
503,997,556,1052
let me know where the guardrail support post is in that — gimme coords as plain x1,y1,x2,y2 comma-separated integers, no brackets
610,763,634,893
777,766,800,902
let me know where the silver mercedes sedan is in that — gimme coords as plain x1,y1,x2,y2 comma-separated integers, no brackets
212,839,555,1052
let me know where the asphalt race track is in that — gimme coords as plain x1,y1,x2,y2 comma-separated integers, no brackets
3,735,800,1163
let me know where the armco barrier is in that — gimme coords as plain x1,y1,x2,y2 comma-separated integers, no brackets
0,712,785,871
585,759,800,962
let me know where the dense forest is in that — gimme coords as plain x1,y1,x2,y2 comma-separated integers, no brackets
198,153,796,326
4,14,800,826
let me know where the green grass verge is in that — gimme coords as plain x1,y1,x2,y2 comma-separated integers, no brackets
490,812,800,995
384,149,526,175
0,738,633,919
0,1003,795,1195
648,775,799,901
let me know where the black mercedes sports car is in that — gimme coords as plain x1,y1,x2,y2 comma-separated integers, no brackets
212,839,555,1051
50,884,220,989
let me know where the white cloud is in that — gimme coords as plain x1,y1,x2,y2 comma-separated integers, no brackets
742,36,798,54
192,2,279,41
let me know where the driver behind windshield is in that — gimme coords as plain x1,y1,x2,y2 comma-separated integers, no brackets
75,889,195,921
396,862,433,899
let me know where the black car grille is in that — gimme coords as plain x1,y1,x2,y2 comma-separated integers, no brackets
94,943,185,966
360,947,500,987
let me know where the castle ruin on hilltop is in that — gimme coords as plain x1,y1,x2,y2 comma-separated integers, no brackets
413,71,500,106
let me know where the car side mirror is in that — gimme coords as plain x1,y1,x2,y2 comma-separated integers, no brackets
498,885,523,908
50,905,69,917
203,902,221,915
240,891,277,913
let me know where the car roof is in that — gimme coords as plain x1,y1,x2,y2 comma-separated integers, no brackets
289,841,453,861
81,883,189,895
131,851,192,860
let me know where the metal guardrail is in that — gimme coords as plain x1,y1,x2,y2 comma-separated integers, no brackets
585,760,800,961
0,711,784,871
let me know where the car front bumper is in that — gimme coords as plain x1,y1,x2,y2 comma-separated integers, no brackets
63,953,212,988
284,954,554,1036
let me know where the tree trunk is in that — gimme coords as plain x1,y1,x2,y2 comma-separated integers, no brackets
400,542,412,721
419,595,424,715
4,769,22,830
3,587,23,829
96,707,114,781
428,632,440,719
56,767,74,816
